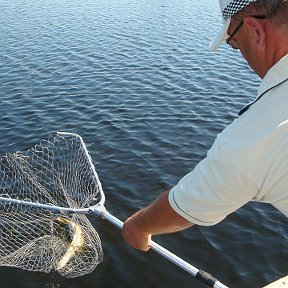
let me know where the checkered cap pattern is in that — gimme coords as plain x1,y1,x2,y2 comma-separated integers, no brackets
222,0,257,20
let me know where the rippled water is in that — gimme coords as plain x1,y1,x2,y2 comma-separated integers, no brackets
0,0,287,287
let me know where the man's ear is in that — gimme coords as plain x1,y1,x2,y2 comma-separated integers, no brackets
243,16,267,49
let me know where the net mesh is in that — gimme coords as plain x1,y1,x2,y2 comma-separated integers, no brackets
0,133,103,278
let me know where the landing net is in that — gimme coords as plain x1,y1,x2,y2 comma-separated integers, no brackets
0,133,103,278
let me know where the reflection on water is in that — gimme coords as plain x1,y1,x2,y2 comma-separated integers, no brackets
0,0,287,287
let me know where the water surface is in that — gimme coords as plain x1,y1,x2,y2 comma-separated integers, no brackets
0,0,287,287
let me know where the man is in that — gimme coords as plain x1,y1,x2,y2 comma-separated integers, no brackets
122,0,288,252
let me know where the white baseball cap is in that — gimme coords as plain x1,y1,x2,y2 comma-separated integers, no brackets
209,0,257,51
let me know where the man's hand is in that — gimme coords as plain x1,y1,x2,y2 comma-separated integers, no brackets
122,209,151,251
122,190,193,252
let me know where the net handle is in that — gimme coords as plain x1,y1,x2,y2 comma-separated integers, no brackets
94,206,229,288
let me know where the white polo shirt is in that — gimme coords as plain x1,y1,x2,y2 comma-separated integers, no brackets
169,54,288,226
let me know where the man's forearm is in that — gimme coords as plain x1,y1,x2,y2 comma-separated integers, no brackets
122,190,193,251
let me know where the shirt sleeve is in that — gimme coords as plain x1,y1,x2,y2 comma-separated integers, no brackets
168,136,259,226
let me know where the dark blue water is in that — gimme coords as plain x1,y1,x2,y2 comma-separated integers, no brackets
0,0,287,287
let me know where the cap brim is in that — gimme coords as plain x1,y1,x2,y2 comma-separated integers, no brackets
209,18,231,52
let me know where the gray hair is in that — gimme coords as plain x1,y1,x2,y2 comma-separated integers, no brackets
236,0,288,25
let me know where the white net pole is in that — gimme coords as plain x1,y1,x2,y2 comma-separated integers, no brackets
93,207,229,288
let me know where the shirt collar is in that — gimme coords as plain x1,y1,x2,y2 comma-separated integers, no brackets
238,53,288,116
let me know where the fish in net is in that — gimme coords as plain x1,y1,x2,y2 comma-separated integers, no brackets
0,132,103,278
